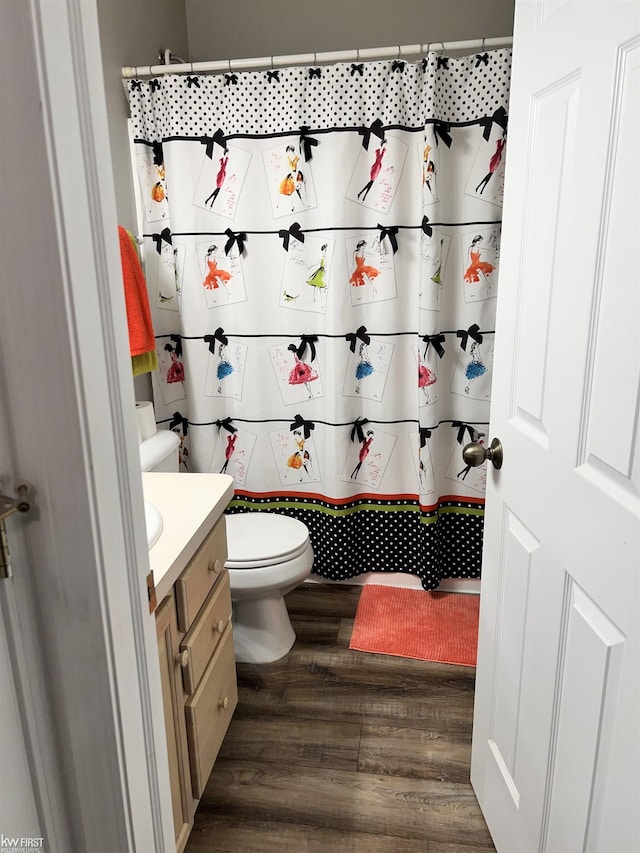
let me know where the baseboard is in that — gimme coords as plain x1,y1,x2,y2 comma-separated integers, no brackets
307,573,481,595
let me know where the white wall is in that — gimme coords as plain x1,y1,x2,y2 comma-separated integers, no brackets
186,0,515,61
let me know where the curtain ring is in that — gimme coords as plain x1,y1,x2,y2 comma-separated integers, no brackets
481,36,487,52
438,42,445,56
397,45,401,60
314,51,317,66
356,47,360,62
270,55,274,71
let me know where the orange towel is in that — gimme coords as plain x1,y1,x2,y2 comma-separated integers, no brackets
118,225,156,357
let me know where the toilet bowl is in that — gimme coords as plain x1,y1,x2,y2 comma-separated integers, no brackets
137,420,313,665
224,512,314,664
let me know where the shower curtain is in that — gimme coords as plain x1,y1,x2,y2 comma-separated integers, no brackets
128,49,511,589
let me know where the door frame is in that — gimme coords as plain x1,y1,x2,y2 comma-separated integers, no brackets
1,1,173,849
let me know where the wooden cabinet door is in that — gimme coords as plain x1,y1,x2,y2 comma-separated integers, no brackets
185,622,238,799
156,594,194,852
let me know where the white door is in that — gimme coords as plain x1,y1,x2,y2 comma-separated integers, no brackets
471,2,640,851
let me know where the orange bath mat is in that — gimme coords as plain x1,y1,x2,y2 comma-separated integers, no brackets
349,585,480,666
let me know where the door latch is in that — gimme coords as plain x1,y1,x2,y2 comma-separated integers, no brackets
0,481,34,579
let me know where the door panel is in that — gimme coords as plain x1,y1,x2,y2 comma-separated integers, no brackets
545,583,626,852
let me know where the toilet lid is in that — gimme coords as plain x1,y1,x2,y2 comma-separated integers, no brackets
225,512,311,568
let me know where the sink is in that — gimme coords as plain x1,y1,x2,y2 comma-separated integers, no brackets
144,501,163,549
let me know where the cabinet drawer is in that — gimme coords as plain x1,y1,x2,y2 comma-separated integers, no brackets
185,622,237,799
180,570,232,695
175,515,227,633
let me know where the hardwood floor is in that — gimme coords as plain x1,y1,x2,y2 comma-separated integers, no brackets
186,583,495,853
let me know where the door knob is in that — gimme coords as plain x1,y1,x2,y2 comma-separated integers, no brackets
462,437,503,470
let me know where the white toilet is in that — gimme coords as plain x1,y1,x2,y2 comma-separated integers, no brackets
224,512,313,663
139,427,313,664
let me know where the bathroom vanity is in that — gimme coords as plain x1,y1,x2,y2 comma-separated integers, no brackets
143,472,236,852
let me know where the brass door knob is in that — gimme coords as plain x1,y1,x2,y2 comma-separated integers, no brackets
176,649,189,668
218,696,229,711
462,437,503,470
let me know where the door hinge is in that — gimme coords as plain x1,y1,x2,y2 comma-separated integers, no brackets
146,569,157,614
0,482,34,580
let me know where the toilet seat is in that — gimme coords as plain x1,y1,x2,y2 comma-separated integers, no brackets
225,512,311,569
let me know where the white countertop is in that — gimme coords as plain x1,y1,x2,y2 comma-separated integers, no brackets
142,472,234,605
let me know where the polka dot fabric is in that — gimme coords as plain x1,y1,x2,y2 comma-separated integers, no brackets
226,499,484,590
129,52,511,590
129,50,512,140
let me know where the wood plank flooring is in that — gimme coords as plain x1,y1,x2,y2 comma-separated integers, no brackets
186,583,495,853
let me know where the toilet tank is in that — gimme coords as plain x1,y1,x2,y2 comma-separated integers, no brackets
139,430,180,473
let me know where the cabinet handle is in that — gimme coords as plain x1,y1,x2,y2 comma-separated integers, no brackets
208,559,222,574
218,696,229,711
176,649,189,668
213,619,225,635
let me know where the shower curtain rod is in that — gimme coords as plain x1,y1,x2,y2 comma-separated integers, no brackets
121,36,513,79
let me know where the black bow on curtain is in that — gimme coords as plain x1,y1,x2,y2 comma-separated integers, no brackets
224,73,238,86
169,412,189,435
350,418,370,443
456,324,483,351
299,126,319,162
224,228,247,256
479,106,508,141
152,228,172,253
151,141,164,167
422,333,446,358
309,67,321,79
419,427,432,447
167,334,183,357
186,75,200,88
433,120,453,148
346,325,370,353
267,70,280,83
350,63,364,77
391,60,405,72
200,128,227,159
452,421,475,445
130,80,142,91
437,57,449,70
215,417,237,434
359,118,385,150
292,335,318,361
204,327,228,353
279,222,305,251
290,414,315,439
378,224,399,254
150,79,161,92
475,53,489,67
